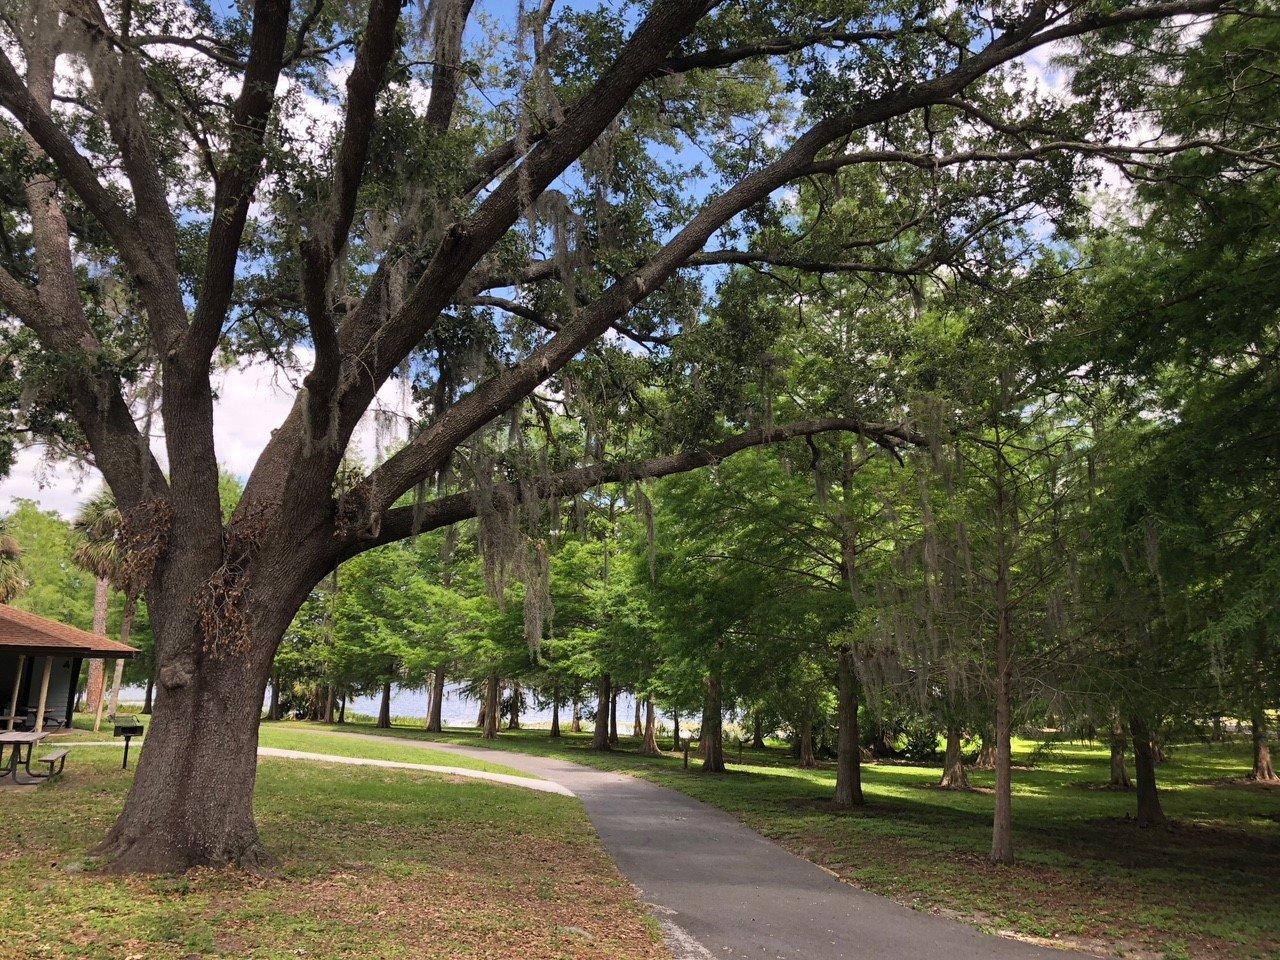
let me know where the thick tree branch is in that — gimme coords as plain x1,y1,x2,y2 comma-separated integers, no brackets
300,0,408,432
340,416,923,558
188,0,293,358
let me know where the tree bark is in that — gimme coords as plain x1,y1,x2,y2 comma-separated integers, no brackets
94,601,291,875
702,672,726,773
426,667,446,732
751,715,766,749
338,693,346,724
939,722,970,790
550,686,561,738
834,648,864,806
376,679,392,729
640,696,660,755
592,674,611,750
570,696,582,733
323,684,335,724
671,710,681,751
1250,703,1278,781
974,731,997,770
990,577,1014,863
609,685,620,745
633,696,643,739
86,576,111,712
483,674,500,739
142,676,155,716
1129,715,1167,828
1109,721,1133,790
798,717,817,768
267,674,280,721
509,681,521,730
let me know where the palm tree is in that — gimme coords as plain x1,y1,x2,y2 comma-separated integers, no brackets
0,519,29,603
71,490,137,713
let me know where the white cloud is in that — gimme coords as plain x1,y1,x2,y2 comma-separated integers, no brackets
1,352,417,518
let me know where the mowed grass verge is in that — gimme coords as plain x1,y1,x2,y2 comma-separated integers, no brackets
322,720,1280,960
0,745,664,960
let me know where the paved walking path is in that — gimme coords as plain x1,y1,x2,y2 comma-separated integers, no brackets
59,737,569,796
306,731,1085,960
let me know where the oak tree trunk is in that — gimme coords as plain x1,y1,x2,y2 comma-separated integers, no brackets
1129,715,1167,828
94,591,295,875
592,674,612,750
834,648,864,806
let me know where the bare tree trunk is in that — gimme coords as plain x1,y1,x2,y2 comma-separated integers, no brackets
1210,714,1224,742
338,693,346,724
508,681,521,730
1109,721,1133,790
1129,715,1167,828
702,672,726,773
671,710,681,751
267,674,280,721
85,577,110,713
609,685,619,746
323,684,335,724
592,674,611,751
142,676,155,716
482,675,500,739
640,696,660,755
550,686,561,738
1250,703,1278,781
571,696,582,733
990,577,1014,864
476,696,486,729
376,680,392,728
798,717,817,768
974,731,997,770
834,648,864,806
633,696,643,739
751,715,765,749
939,723,970,790
427,667,446,732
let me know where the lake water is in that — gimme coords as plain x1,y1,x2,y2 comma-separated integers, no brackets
117,681,645,729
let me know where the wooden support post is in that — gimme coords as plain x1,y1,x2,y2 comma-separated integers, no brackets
6,654,23,731
34,656,53,733
107,658,124,718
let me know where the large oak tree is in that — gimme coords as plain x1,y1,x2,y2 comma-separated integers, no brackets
0,0,1243,871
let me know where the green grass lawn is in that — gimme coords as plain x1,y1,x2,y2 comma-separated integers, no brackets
0,744,663,959
320,720,1280,960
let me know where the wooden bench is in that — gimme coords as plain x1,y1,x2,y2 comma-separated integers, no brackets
36,748,68,776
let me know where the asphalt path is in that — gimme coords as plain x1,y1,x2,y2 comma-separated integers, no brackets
315,731,1085,960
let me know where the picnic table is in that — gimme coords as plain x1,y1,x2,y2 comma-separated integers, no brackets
0,730,61,785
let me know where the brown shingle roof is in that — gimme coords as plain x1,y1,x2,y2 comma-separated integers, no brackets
0,604,139,657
